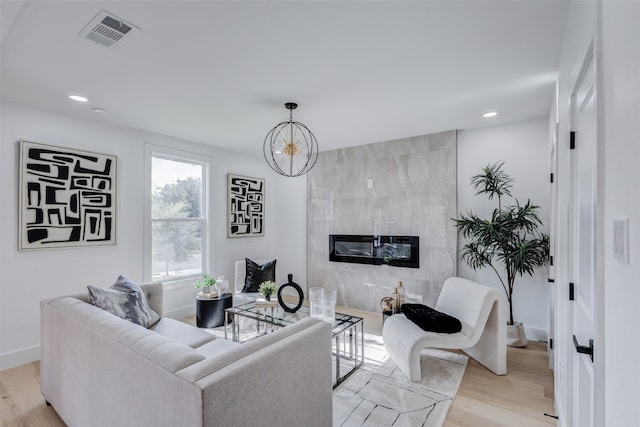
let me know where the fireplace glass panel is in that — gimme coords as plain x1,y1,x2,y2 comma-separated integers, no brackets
329,235,419,268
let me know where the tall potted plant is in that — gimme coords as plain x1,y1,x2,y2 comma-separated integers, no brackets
453,161,549,347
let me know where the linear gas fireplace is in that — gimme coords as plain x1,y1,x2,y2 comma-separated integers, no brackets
329,234,419,268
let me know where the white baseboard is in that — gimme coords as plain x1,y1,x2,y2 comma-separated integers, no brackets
163,304,195,320
0,344,40,371
524,325,548,343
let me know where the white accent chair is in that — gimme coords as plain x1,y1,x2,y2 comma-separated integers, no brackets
233,259,272,306
382,276,507,381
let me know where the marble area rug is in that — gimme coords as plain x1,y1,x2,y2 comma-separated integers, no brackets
204,323,468,427
333,334,468,427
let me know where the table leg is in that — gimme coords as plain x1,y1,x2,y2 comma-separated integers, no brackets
234,313,242,342
353,325,358,364
360,321,365,364
349,327,354,358
335,334,341,384
269,307,274,332
224,314,229,340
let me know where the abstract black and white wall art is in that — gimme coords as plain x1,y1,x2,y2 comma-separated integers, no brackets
19,140,117,250
227,173,264,237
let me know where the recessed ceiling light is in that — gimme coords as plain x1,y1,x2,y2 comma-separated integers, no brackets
93,107,107,114
69,95,88,103
483,111,498,118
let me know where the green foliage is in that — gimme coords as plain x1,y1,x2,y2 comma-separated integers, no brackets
470,162,514,206
453,162,550,325
152,177,203,275
258,281,278,298
194,274,216,289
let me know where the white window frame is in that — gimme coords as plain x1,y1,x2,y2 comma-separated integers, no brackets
144,144,210,284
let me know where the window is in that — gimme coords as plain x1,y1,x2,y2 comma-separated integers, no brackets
147,149,208,281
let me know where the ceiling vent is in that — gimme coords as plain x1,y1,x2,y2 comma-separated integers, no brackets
78,10,139,48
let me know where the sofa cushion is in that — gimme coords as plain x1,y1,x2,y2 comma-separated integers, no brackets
151,317,216,348
195,339,241,358
401,303,462,333
87,275,160,328
242,258,276,293
45,297,206,373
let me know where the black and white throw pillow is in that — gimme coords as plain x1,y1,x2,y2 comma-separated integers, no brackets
88,275,161,328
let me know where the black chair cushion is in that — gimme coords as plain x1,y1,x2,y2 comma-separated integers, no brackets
401,303,462,334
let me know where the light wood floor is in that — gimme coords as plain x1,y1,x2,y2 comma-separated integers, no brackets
1,306,555,427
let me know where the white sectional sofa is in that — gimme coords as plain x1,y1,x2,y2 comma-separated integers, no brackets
40,281,332,427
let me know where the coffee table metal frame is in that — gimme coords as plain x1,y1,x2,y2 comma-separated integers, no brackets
225,302,364,389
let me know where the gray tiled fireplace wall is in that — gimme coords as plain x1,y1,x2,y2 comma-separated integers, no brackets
307,131,457,313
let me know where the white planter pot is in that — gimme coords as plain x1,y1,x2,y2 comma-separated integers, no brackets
507,322,528,347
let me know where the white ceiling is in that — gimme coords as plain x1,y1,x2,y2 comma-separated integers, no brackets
1,0,570,156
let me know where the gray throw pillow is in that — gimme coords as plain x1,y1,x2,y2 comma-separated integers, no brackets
87,275,161,328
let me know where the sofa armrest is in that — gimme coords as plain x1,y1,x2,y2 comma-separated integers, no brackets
178,317,333,427
138,281,164,316
41,297,204,427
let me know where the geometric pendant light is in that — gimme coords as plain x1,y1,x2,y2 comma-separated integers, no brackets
263,102,319,177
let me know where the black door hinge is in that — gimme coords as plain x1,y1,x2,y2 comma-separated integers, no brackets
550,255,554,266
549,338,554,349
550,173,554,183
569,282,575,301
570,131,576,149
548,278,555,283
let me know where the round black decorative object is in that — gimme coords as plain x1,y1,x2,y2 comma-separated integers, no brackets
277,274,304,313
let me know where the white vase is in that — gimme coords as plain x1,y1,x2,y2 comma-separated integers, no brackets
215,275,229,297
507,322,528,347
309,287,323,319
322,289,337,323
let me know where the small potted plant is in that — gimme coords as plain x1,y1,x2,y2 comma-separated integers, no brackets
194,274,217,294
258,280,278,301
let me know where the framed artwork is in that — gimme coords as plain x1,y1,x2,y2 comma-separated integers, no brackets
227,173,264,237
19,140,117,250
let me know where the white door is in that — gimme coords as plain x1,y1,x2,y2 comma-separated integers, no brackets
568,45,600,427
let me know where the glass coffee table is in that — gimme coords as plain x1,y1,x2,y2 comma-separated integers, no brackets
225,301,364,388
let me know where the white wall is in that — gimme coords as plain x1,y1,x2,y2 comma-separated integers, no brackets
0,102,301,369
457,117,551,341
601,1,640,425
273,173,307,290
